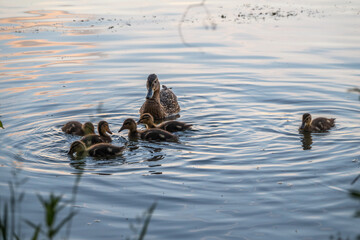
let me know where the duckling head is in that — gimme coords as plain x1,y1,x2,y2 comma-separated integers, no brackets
83,122,95,135
146,74,160,99
98,120,112,135
137,113,154,125
68,140,86,158
299,113,312,131
118,118,137,133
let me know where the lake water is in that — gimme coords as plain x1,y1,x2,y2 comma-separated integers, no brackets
1,0,360,239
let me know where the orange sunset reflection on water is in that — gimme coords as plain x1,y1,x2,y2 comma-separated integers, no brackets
1,10,103,94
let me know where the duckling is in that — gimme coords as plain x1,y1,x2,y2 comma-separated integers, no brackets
138,113,192,132
139,74,180,120
62,121,95,136
68,140,124,159
80,121,112,147
118,118,178,142
299,113,335,133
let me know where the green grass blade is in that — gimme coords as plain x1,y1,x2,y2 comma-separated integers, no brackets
138,202,157,240
30,225,41,240
52,211,76,237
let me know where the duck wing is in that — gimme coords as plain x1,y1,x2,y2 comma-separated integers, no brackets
88,143,125,157
311,117,335,132
80,134,104,147
160,85,180,115
62,121,82,135
159,121,192,132
141,129,178,142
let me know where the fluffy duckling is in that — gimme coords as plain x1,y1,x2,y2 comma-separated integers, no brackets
139,74,180,120
68,140,124,159
118,118,178,142
299,113,335,133
138,113,192,132
80,121,112,147
62,121,95,136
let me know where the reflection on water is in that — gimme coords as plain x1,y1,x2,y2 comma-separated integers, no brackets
1,1,360,239
300,132,313,150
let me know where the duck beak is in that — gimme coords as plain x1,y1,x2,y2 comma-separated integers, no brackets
299,122,306,130
137,119,143,124
106,126,113,134
68,148,74,156
118,126,125,132
146,88,153,99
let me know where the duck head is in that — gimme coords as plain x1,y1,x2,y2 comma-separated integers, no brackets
137,113,154,125
118,118,137,133
68,140,86,158
299,113,312,131
98,120,112,135
146,74,160,99
82,122,95,135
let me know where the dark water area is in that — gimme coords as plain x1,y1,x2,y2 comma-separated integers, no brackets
1,1,360,239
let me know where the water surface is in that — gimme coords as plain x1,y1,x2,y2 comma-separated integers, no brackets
1,0,360,239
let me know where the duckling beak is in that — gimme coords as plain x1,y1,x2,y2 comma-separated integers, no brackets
106,126,113,135
137,119,143,124
67,148,74,156
299,122,306,130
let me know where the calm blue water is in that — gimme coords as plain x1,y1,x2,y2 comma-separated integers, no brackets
1,1,360,239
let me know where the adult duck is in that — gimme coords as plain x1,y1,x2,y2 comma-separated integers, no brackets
118,118,178,142
139,74,180,120
68,141,124,159
62,121,95,136
80,120,112,147
138,113,192,132
299,113,335,133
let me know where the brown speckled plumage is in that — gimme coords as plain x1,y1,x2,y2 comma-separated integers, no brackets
68,141,124,159
140,74,180,120
119,118,178,142
62,121,95,136
299,113,335,133
80,121,112,147
138,113,192,132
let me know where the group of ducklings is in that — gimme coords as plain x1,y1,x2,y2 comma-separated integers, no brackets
64,74,192,159
63,74,336,159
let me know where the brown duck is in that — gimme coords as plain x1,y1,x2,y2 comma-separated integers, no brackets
299,113,335,133
118,118,178,142
68,140,124,159
80,121,112,147
138,113,192,132
139,74,180,120
62,121,95,136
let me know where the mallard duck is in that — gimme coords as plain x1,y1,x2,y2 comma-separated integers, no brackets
139,74,180,120
68,140,124,159
138,113,192,132
299,113,335,133
118,118,178,142
80,121,112,147
62,121,95,136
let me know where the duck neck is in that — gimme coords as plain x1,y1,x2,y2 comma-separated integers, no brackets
152,89,161,101
146,121,157,129
128,127,139,138
99,128,109,138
